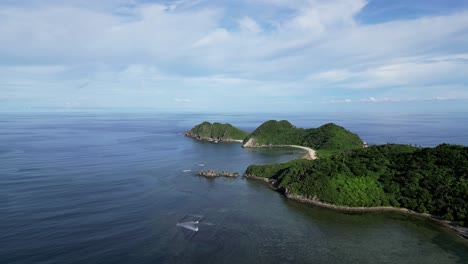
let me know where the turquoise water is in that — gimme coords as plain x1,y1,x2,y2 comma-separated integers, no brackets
1,112,467,263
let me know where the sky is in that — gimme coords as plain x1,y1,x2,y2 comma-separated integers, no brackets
1,0,468,113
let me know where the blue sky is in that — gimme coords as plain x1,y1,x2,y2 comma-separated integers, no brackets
1,0,468,113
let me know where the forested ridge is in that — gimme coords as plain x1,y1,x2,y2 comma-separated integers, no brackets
242,120,363,156
185,121,249,141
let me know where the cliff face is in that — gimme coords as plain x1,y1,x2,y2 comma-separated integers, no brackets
185,121,248,141
242,138,256,148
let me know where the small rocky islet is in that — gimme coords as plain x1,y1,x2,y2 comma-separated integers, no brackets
197,170,239,178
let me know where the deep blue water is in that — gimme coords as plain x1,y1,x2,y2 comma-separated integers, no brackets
1,112,467,264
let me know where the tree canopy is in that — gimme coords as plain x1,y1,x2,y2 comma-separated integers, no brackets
246,144,468,226
187,121,249,141
243,120,363,156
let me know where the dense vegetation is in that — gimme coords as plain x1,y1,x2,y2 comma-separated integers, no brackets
186,121,249,141
246,144,468,226
244,120,301,145
242,120,363,156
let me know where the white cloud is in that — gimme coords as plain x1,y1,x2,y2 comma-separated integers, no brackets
285,0,365,32
322,94,468,104
321,97,398,104
238,17,262,34
192,28,231,47
0,0,467,111
308,70,353,82
309,54,468,90
174,98,192,103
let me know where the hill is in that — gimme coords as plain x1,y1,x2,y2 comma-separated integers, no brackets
242,120,363,157
185,121,249,142
245,144,468,227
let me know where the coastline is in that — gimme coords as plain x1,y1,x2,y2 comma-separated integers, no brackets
243,144,317,160
184,133,244,143
287,145,317,160
186,134,316,159
185,132,467,241
244,174,468,241
285,193,468,240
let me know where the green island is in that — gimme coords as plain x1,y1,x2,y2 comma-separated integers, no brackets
186,120,468,237
184,121,249,142
242,120,364,157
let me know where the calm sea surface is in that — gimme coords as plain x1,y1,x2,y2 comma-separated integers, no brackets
1,112,467,264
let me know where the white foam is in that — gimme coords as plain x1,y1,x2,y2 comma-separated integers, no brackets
176,221,199,232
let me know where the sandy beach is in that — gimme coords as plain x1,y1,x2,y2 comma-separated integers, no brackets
286,145,317,160
242,144,317,160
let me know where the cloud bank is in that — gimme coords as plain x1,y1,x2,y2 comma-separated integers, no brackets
0,0,467,112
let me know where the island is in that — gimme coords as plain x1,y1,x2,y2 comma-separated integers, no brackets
197,170,239,178
242,120,364,158
185,120,468,238
184,121,248,142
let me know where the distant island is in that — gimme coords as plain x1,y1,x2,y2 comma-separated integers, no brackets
185,120,364,158
242,120,364,158
197,170,239,178
184,121,248,142
185,120,468,238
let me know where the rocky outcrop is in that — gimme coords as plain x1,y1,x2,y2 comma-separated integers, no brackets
242,138,256,148
197,170,239,178
197,170,217,177
242,173,269,182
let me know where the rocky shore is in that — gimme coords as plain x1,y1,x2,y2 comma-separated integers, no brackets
242,140,317,160
285,192,468,240
243,173,277,184
184,131,243,143
197,170,239,178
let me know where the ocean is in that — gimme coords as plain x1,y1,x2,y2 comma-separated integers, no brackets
1,112,467,264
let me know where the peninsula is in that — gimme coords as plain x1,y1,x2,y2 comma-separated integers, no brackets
245,143,468,236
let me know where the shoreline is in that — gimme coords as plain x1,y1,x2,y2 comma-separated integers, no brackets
287,145,317,160
186,132,467,241
244,174,468,241
286,193,468,240
184,134,244,143
243,144,317,160
186,134,316,160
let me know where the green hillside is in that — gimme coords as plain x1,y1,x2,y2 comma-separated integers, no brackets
185,121,248,141
245,144,468,226
242,120,363,156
